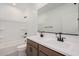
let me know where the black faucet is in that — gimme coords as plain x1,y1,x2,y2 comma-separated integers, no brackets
56,33,64,42
40,32,44,37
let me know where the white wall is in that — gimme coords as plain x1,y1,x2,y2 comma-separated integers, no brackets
23,5,38,36
0,4,23,22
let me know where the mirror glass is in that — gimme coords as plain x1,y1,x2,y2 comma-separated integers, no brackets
38,3,79,34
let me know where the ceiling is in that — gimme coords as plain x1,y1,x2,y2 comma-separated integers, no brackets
10,3,36,12
0,3,36,12
0,3,48,12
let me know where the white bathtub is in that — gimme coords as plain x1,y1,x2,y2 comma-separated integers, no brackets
0,44,18,56
0,39,27,56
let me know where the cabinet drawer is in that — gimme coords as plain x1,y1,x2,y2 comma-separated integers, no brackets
39,45,64,56
27,39,38,49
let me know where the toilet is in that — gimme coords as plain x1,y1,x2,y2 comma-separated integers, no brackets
17,38,27,56
17,44,26,56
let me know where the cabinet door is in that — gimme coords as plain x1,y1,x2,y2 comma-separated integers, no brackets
27,44,38,56
39,51,47,56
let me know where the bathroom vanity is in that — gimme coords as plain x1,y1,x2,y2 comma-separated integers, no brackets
25,3,79,56
26,39,65,56
26,33,79,56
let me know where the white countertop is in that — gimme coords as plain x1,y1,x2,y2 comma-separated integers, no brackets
27,33,79,56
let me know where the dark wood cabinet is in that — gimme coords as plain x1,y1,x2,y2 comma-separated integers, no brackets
26,39,65,56
27,43,38,56
39,51,47,56
26,39,38,56
39,45,64,56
